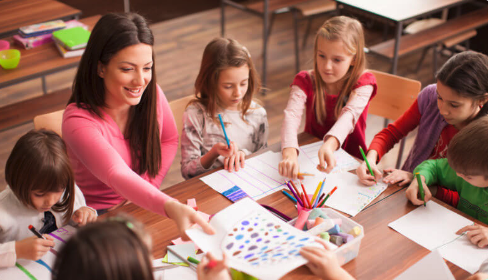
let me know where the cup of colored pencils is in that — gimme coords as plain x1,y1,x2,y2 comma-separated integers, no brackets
282,179,337,210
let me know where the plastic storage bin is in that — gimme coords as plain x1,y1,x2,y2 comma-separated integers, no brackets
289,208,364,265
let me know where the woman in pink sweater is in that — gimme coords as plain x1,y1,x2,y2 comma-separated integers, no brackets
62,13,213,238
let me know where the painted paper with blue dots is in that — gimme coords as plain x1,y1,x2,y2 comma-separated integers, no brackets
186,198,321,280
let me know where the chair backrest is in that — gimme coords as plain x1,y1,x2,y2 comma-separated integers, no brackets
368,70,421,121
169,95,195,145
33,109,65,136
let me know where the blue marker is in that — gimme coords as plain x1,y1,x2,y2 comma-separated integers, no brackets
218,114,230,148
282,190,297,203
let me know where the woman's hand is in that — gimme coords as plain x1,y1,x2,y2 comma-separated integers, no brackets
72,206,97,226
405,174,432,205
164,200,215,241
197,253,231,280
457,224,488,248
279,147,300,180
382,168,413,186
15,235,55,261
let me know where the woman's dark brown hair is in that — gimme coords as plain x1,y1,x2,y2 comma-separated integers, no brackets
5,129,75,224
436,51,488,119
192,37,260,122
52,216,154,280
69,13,161,177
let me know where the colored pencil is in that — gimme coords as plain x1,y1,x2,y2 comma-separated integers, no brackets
218,114,230,148
310,182,322,208
285,181,304,207
300,181,312,208
416,172,426,206
289,180,306,207
319,186,337,207
187,256,200,265
359,146,376,183
315,193,326,207
282,190,297,203
313,177,326,208
297,172,314,177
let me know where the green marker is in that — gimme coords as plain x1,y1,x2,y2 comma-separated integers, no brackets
416,172,426,206
187,256,200,265
359,146,376,183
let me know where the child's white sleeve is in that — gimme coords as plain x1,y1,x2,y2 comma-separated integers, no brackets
73,184,97,216
281,85,307,151
0,241,16,268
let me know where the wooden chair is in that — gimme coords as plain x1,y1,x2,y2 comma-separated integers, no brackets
368,70,421,169
33,109,65,136
169,95,194,147
221,0,311,88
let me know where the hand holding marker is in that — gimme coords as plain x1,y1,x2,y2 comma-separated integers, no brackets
359,146,376,184
416,172,426,206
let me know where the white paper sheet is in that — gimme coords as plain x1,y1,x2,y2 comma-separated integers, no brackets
298,141,361,174
186,198,322,280
0,225,76,280
389,201,488,274
394,250,455,280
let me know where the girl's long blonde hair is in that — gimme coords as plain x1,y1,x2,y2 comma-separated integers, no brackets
312,16,366,124
192,37,260,122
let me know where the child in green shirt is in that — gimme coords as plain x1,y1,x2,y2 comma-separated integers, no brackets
406,116,488,248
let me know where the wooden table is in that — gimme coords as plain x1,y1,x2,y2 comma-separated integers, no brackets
106,133,472,279
0,0,81,38
335,0,469,74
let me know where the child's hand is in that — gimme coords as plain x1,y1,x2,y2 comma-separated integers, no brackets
300,238,355,280
223,150,245,172
197,253,231,280
72,206,97,226
356,161,382,186
212,142,237,158
164,200,215,241
15,235,54,261
466,272,488,280
405,174,432,205
279,147,300,180
456,224,488,248
318,142,337,173
382,168,413,186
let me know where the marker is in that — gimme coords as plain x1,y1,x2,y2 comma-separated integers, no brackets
218,114,230,148
282,190,297,203
300,181,312,208
319,186,337,207
297,172,314,177
416,172,426,206
28,225,45,239
359,146,376,183
187,256,200,265
285,181,304,207
313,177,326,208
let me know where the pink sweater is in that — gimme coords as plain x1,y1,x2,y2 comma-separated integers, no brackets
62,85,178,216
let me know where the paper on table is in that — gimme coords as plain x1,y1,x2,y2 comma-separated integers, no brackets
167,243,197,263
394,250,455,280
311,172,387,216
298,141,361,174
389,201,488,274
186,198,321,280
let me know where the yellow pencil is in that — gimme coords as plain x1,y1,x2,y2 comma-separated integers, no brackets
310,182,322,207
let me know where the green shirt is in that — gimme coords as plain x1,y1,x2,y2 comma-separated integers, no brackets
414,158,488,224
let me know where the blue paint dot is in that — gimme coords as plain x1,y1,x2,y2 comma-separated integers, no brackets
252,262,259,266
272,253,283,257
245,240,250,244
241,227,244,230
290,242,295,245
242,220,250,226
251,233,259,238
288,250,297,254
283,232,289,235
267,223,273,227
295,253,301,256
287,236,295,240
226,243,234,250
239,245,244,249
249,245,257,251
256,238,262,242
244,253,254,259
261,246,268,251
295,244,304,248
254,223,258,226
262,258,268,261
273,235,279,238
283,256,289,259
299,237,309,242
236,234,244,240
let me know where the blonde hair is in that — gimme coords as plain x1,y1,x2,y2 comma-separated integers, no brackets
192,37,260,122
312,16,366,124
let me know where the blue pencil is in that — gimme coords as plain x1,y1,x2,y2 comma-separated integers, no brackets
218,114,230,148
313,177,326,208
282,190,297,203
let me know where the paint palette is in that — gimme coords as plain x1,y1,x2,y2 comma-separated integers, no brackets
222,211,316,266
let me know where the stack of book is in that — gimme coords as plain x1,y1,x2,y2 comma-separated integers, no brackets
13,20,90,58
52,26,91,58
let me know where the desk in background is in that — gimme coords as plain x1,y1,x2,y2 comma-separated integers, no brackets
106,133,472,279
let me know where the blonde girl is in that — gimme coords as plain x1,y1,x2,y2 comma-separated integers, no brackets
280,16,377,179
181,38,269,179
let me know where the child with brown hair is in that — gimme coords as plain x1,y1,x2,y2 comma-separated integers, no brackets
181,37,269,179
407,116,488,248
280,16,376,178
0,129,96,268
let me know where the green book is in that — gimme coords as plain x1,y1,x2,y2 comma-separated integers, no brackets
52,27,90,51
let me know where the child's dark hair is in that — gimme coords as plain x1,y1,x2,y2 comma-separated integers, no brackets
52,215,154,280
447,116,488,178
69,12,161,178
192,37,260,123
436,51,488,118
5,129,75,224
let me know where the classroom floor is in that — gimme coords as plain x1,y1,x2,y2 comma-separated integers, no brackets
0,7,449,192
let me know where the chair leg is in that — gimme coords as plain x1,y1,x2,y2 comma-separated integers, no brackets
265,13,276,45
220,0,225,37
415,47,429,73
395,138,406,169
302,19,312,49
433,45,438,78
292,9,300,73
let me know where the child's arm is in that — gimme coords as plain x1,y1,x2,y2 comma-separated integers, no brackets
71,184,97,225
280,85,307,179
